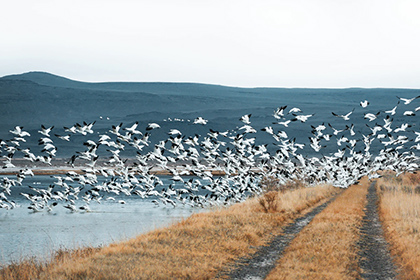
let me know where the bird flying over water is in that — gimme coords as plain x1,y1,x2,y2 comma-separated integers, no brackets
364,112,380,122
360,100,369,108
38,125,54,137
2,94,420,212
240,114,252,124
332,109,354,121
193,117,208,125
146,123,161,130
291,114,314,123
397,95,420,105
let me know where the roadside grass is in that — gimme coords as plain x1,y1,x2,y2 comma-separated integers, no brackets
377,171,420,280
265,177,369,280
0,182,339,280
0,248,100,280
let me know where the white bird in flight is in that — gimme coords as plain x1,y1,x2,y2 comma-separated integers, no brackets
397,95,420,105
332,109,354,121
240,114,252,124
38,125,54,137
193,117,208,125
364,112,380,122
360,100,369,108
146,123,161,130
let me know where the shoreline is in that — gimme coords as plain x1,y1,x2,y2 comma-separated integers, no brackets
0,164,230,177
0,158,226,175
0,158,245,176
0,168,227,176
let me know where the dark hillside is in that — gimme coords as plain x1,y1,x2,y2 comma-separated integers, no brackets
1,72,419,157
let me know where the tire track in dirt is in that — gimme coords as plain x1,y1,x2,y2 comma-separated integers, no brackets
219,194,340,280
358,181,398,280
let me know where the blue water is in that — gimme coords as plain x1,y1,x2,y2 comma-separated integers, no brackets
0,175,206,264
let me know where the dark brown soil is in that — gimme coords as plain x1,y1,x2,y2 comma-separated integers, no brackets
357,181,398,280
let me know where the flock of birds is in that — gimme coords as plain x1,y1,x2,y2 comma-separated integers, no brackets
0,95,419,212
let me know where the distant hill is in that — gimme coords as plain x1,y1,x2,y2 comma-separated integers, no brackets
1,71,419,157
2,71,86,89
1,71,244,96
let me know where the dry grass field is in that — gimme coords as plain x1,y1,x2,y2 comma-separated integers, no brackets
265,177,369,280
0,181,338,280
3,172,420,280
377,171,420,280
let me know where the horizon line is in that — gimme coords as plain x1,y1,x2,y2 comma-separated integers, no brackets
2,70,420,91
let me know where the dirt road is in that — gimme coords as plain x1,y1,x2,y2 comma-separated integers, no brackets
220,181,398,280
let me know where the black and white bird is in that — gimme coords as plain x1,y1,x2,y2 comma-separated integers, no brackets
288,107,302,114
364,112,380,122
360,100,369,108
38,125,54,137
240,114,252,124
124,122,142,135
146,123,161,130
273,106,287,119
332,109,354,121
291,114,314,123
9,126,30,137
193,117,208,125
403,111,415,116
55,134,71,141
397,95,420,105
384,104,399,115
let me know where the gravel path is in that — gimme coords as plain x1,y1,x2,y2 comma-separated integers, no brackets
358,181,398,280
219,194,340,280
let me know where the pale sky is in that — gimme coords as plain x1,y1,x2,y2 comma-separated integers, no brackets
1,0,420,88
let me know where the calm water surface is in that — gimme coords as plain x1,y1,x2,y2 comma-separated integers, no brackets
0,175,206,264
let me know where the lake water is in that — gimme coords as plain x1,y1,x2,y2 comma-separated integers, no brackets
0,175,206,265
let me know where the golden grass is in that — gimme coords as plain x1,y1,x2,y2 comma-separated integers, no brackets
265,177,370,280
1,184,339,280
377,171,420,280
0,248,100,280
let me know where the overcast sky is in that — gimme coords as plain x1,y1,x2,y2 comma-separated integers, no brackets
1,0,420,88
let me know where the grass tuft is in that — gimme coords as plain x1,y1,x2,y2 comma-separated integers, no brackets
258,191,279,213
377,171,420,280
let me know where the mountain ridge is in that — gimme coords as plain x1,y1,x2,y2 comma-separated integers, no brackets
1,71,419,157
3,71,420,91
0,71,240,94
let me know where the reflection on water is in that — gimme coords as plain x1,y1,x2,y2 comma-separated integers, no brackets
0,175,206,264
